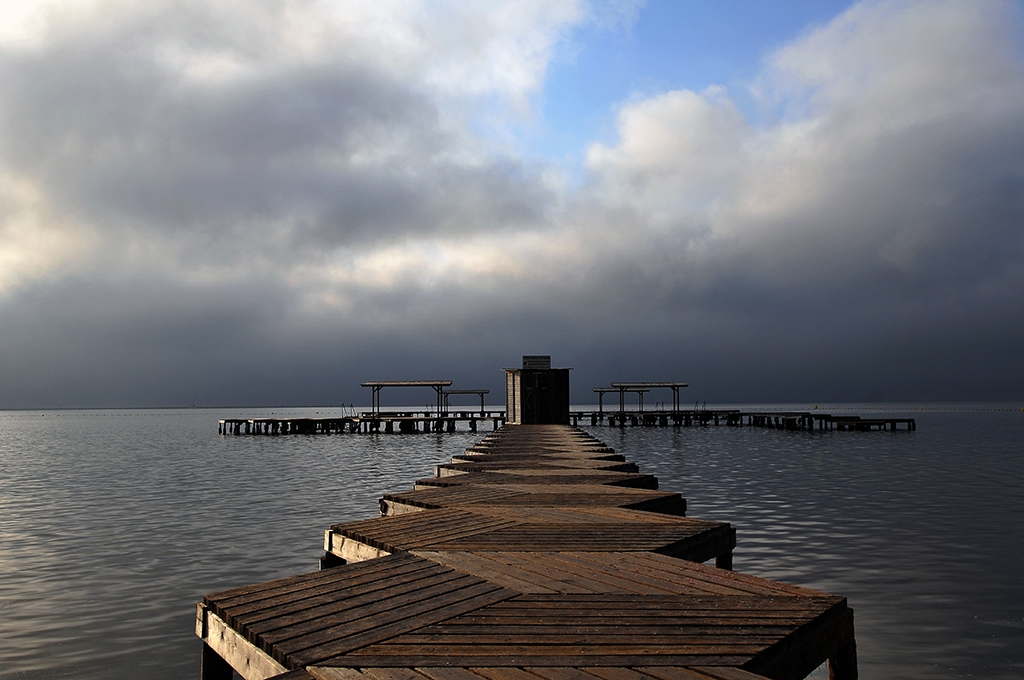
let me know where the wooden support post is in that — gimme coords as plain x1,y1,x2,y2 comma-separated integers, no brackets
201,642,233,680
716,551,733,571
319,551,345,570
828,639,858,680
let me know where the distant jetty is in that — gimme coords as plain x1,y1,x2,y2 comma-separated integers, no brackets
220,355,913,435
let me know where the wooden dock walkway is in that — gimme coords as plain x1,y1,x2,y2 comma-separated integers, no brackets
219,412,507,436
198,425,856,680
219,410,912,435
571,410,914,431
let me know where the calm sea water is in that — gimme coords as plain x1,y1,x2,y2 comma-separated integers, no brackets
1,405,1021,679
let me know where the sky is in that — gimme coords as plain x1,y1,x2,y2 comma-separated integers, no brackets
1,0,1023,408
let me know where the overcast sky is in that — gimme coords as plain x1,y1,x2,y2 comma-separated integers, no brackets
1,0,1022,408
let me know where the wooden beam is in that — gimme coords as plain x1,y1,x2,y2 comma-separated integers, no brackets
197,603,287,680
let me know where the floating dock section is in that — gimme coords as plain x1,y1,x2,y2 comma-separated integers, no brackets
197,425,857,680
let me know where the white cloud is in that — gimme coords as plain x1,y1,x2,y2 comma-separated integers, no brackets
585,87,748,219
0,0,593,294
579,0,1024,294
0,172,95,295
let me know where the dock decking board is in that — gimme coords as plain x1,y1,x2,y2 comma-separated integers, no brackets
412,470,660,491
325,507,734,565
200,552,850,677
198,425,855,680
302,667,774,680
381,484,686,517
408,552,809,598
437,460,641,475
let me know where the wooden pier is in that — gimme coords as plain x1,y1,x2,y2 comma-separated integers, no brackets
220,409,913,436
197,425,857,680
571,409,914,431
219,412,507,436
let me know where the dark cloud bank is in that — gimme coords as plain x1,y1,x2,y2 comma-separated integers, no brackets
0,0,1022,408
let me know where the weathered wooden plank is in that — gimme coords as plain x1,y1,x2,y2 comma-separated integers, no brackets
475,593,842,609
467,669,548,680
396,625,801,639
207,552,424,607
425,551,622,594
323,655,754,669
306,668,367,680
238,564,467,635
576,669,667,680
518,552,707,595
199,606,287,680
359,669,431,680
414,668,497,680
267,671,320,680
291,585,517,667
256,574,494,646
438,461,639,474
336,510,730,562
623,553,831,598
414,471,660,491
583,671,723,680
383,485,685,516
412,551,569,594
681,668,774,680
523,668,605,680
220,560,448,623
370,634,794,648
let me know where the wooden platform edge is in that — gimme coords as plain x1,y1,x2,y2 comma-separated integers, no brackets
198,603,288,680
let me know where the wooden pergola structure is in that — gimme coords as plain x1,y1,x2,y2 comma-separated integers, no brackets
608,381,689,413
361,380,453,415
442,389,490,417
593,387,649,415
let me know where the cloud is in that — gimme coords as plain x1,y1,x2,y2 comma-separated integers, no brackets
0,0,1022,406
581,0,1024,295
0,0,596,295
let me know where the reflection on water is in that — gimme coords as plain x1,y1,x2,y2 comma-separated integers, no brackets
1,406,1022,679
